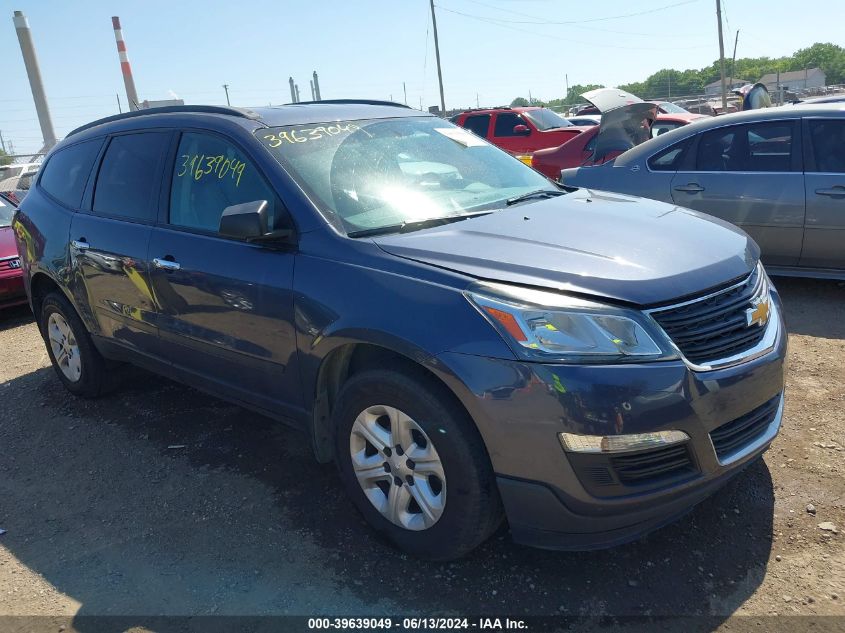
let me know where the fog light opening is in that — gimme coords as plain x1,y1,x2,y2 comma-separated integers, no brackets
558,430,690,454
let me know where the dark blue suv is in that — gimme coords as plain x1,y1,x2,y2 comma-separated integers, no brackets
13,102,786,560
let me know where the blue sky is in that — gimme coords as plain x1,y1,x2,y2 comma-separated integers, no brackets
2,0,842,154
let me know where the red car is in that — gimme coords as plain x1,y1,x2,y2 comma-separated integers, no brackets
450,106,586,155
0,194,26,309
533,109,706,180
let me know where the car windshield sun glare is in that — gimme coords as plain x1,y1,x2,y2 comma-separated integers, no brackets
257,117,557,236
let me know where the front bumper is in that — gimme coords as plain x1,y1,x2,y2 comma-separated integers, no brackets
434,290,787,550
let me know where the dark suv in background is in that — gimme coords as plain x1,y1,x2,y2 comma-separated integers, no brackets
14,102,786,560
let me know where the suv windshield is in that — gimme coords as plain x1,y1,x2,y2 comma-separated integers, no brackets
521,109,572,130
257,117,555,236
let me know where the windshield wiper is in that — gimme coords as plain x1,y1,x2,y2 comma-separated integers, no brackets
505,189,567,206
347,211,493,238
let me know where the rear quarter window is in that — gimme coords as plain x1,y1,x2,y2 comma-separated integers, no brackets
648,137,692,171
39,139,103,208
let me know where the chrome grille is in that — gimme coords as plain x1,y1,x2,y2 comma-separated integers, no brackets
649,267,769,365
0,257,21,272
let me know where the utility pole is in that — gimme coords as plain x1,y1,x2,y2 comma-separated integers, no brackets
13,11,57,150
0,130,7,153
403,82,408,105
667,71,671,99
116,93,122,113
476,93,479,108
565,73,569,99
716,0,728,112
429,0,446,114
729,30,739,88
289,77,297,103
222,84,230,106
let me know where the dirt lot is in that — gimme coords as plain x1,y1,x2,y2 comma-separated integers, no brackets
0,278,843,629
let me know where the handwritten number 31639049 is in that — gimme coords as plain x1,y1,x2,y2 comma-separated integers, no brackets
177,154,246,187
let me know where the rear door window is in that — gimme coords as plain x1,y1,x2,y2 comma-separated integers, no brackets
494,113,524,137
169,132,279,233
463,115,491,137
93,132,171,221
747,122,794,172
39,139,102,208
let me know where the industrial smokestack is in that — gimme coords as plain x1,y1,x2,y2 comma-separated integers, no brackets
295,83,301,103
309,80,315,101
13,11,57,151
312,71,321,101
112,16,140,111
289,77,296,103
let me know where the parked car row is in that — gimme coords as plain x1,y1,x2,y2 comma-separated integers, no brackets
451,89,708,178
11,101,787,560
0,161,41,205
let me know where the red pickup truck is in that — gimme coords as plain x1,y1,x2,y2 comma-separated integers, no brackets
450,106,585,155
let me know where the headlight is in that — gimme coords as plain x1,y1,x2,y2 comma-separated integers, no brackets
467,283,677,363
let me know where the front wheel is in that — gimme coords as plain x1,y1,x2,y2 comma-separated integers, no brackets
333,368,503,560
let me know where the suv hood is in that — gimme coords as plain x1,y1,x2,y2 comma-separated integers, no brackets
373,189,758,306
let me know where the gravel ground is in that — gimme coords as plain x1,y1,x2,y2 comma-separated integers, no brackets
0,278,843,629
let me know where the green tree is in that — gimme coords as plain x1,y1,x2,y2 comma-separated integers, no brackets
791,42,845,84
0,149,11,167
510,97,530,107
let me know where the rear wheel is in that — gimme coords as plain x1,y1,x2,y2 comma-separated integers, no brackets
333,368,503,560
40,292,108,397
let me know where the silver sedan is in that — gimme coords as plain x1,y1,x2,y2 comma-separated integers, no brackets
561,104,845,278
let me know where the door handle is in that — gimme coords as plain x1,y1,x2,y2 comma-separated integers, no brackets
815,186,845,197
153,257,181,272
71,239,90,251
674,183,705,193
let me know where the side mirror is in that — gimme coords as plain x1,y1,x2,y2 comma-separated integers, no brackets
219,200,295,245
513,124,531,136
219,200,269,240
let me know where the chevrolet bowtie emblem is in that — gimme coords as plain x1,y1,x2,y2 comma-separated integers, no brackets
746,296,770,328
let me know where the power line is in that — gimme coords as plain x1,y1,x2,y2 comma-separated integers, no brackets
436,5,710,51
447,0,700,26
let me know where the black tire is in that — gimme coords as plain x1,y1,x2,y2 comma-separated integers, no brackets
39,292,108,398
333,367,503,560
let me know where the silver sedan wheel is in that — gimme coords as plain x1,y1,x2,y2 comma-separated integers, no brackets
47,312,82,383
349,404,446,531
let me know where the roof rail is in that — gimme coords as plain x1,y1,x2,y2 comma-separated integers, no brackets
66,105,261,138
283,99,412,109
